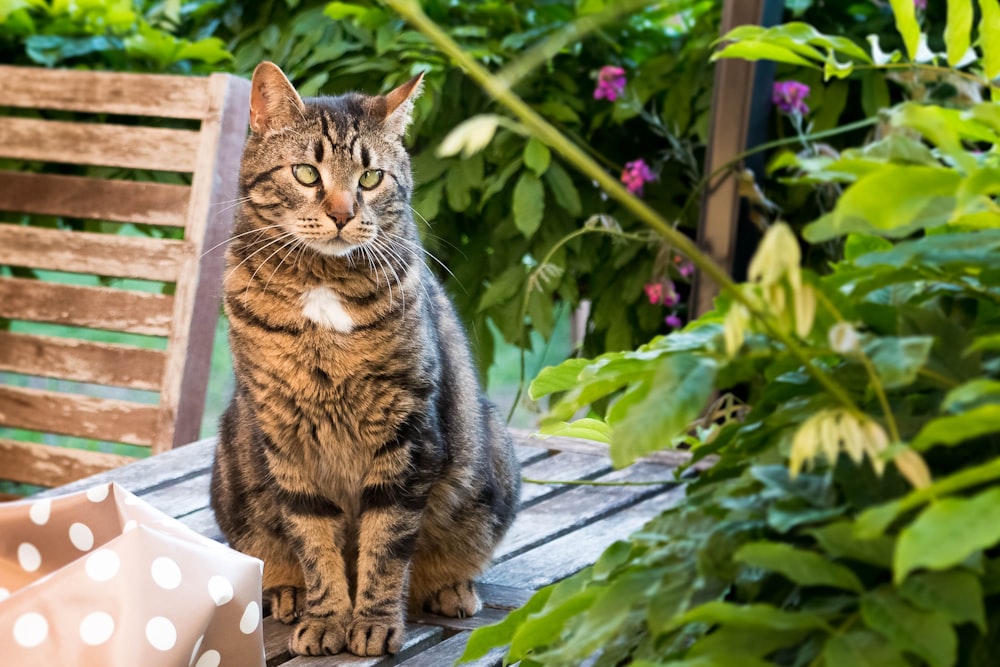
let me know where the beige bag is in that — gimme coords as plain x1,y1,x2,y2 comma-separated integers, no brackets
0,482,265,666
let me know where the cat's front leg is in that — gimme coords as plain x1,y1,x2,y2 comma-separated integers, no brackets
348,494,423,656
283,510,354,656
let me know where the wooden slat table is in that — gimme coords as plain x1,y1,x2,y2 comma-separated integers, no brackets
35,430,688,666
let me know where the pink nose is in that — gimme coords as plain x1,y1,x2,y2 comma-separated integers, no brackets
324,192,355,229
327,208,354,229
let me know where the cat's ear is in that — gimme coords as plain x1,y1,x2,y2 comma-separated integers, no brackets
249,62,306,136
380,72,425,135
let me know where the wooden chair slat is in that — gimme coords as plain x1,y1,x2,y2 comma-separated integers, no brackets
0,224,193,282
0,331,165,391
0,437,137,488
0,171,190,227
0,65,212,119
0,276,174,336
0,117,200,172
0,385,159,447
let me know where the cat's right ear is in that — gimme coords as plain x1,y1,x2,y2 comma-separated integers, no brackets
249,62,306,136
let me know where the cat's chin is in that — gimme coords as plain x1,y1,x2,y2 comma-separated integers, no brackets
310,239,358,258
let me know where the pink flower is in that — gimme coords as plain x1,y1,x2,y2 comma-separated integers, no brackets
665,313,683,329
645,280,679,307
644,282,664,305
621,159,655,196
678,261,694,279
914,0,927,9
772,80,810,115
594,66,626,102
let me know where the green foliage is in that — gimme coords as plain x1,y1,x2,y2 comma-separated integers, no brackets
460,1,1000,665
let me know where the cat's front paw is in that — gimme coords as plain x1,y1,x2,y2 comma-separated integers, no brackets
290,617,348,656
347,616,404,656
424,580,482,618
266,585,305,624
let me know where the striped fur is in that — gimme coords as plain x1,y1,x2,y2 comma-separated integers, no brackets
210,62,520,658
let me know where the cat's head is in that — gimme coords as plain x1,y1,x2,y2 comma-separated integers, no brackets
239,61,424,259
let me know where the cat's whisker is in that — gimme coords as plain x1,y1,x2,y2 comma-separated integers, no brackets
203,223,287,258
244,233,300,304
408,206,469,259
225,230,297,295
389,233,467,294
263,237,305,295
370,240,405,314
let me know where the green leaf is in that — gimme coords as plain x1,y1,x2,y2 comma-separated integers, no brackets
544,161,582,216
823,629,911,667
803,165,961,241
942,379,1000,412
676,601,832,632
895,487,1000,581
911,405,1000,451
712,40,819,67
854,229,1000,271
607,354,716,468
460,585,553,661
860,587,957,667
900,570,986,631
865,336,934,390
508,587,601,660
689,626,812,661
512,172,545,238
537,418,612,445
808,521,894,568
529,358,592,400
523,137,551,176
843,233,893,261
980,0,1000,80
888,0,921,61
967,333,1000,354
478,265,524,312
735,542,863,591
945,0,973,67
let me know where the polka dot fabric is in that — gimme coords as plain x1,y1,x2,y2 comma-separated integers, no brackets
0,483,264,666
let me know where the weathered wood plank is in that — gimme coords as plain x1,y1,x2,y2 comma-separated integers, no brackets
31,436,216,500
0,438,136,488
0,171,190,227
0,331,165,390
517,430,694,468
179,506,225,542
269,622,443,667
0,385,160,447
0,223,193,281
478,583,534,611
0,276,174,336
495,463,678,563
518,450,612,508
0,65,212,119
140,471,211,519
0,117,200,172
481,487,686,590
397,631,505,667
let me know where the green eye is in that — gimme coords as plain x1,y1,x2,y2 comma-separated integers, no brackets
292,164,320,186
359,169,383,190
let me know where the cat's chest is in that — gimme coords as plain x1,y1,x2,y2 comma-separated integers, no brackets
300,285,355,332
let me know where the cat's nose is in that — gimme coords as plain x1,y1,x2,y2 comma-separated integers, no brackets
326,208,355,229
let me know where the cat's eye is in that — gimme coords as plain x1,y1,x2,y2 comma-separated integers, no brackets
358,169,383,190
292,164,320,186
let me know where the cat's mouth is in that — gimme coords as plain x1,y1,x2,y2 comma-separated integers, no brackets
312,236,360,257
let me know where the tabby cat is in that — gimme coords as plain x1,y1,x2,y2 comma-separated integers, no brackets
210,61,521,658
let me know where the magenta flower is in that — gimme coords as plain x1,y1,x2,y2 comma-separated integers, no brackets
914,0,927,9
645,280,679,307
772,80,810,115
644,282,664,305
621,159,655,196
665,313,683,329
594,66,626,102
678,261,694,279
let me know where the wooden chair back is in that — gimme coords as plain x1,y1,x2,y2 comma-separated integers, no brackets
0,65,249,493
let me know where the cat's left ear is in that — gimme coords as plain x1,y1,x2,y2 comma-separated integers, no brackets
380,72,425,136
249,61,306,136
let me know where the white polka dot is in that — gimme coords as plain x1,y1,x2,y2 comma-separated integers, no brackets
194,649,221,667
13,612,48,648
86,484,109,503
189,634,205,666
69,522,95,551
18,543,41,572
80,612,115,646
207,576,233,606
151,557,181,590
123,519,138,533
240,601,260,634
29,499,51,525
146,616,177,651
85,549,120,582
0,588,9,601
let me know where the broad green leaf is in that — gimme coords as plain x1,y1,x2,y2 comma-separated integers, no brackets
888,0,921,61
607,354,716,468
536,418,612,445
844,234,893,261
460,584,553,661
523,137,551,176
808,521,894,568
911,405,1000,451
942,379,1000,412
891,103,993,172
900,570,986,631
946,0,973,66
860,587,957,667
677,601,832,632
508,586,601,660
865,336,934,390
544,161,582,216
437,114,502,158
895,487,1000,581
803,166,961,241
478,265,524,312
823,629,911,667
529,358,592,399
512,172,544,238
712,40,819,68
689,626,811,660
967,333,1000,354
981,0,1000,81
735,542,863,592
854,229,1000,270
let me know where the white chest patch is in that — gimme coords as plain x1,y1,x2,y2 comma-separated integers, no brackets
301,286,354,332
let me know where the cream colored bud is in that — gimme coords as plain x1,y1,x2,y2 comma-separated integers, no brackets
789,414,822,478
723,303,750,358
828,322,860,354
859,419,890,475
747,223,801,287
895,449,932,489
795,284,817,338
